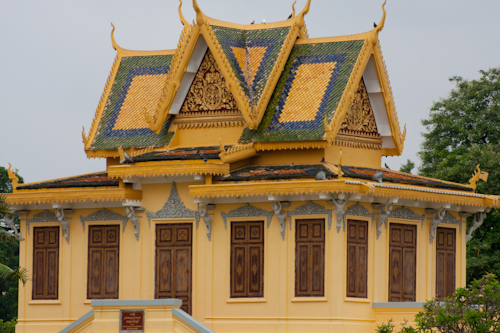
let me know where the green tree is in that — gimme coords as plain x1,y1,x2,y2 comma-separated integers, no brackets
419,67,500,282
0,167,24,322
399,159,415,174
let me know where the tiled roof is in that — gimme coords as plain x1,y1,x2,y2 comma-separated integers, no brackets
217,164,335,182
211,25,291,110
341,166,473,192
17,172,118,190
239,40,365,142
88,55,175,151
132,147,223,162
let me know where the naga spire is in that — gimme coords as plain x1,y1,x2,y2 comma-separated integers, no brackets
110,23,123,51
193,0,207,26
178,0,190,27
296,0,311,29
371,1,386,45
291,1,297,18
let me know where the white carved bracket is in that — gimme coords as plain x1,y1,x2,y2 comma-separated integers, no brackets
3,213,24,241
327,195,349,233
272,201,289,240
374,199,396,239
465,211,486,243
124,206,141,241
428,205,448,243
198,204,215,241
55,208,71,244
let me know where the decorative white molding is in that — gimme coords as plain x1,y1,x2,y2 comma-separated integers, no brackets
327,197,349,233
221,204,273,230
287,201,332,230
55,209,70,244
197,204,214,241
146,182,200,226
80,209,128,232
124,206,140,241
465,211,486,243
429,206,447,243
374,200,395,239
3,213,24,241
345,203,375,225
26,210,58,235
271,201,287,240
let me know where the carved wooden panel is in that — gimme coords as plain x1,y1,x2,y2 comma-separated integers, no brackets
389,223,416,302
436,227,456,298
32,227,59,300
179,49,239,116
295,219,325,297
340,77,379,137
231,221,264,298
155,224,192,314
346,220,368,298
87,225,119,299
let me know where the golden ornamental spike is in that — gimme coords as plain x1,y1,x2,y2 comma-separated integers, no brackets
82,126,88,145
291,1,297,18
192,0,206,26
178,0,190,27
110,23,123,51
296,0,311,29
370,1,386,45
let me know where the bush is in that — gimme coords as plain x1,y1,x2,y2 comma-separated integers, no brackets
0,319,16,333
415,273,500,333
376,320,418,333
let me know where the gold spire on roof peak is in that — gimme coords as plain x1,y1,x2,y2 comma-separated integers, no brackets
370,1,386,44
178,0,191,27
296,0,311,28
110,23,124,52
193,0,207,26
291,1,297,18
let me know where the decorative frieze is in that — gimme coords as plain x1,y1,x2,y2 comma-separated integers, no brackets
26,210,58,235
80,208,128,232
287,201,332,230
390,207,425,228
221,204,273,230
345,203,375,225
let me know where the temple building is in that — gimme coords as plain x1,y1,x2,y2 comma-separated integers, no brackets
6,1,496,332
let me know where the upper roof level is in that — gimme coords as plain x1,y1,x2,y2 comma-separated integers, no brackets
82,0,405,160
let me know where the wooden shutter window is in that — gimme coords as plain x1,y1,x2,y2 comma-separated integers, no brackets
231,221,264,298
156,224,193,314
389,223,417,302
32,227,59,300
87,225,119,299
295,219,325,297
436,227,456,298
346,219,368,298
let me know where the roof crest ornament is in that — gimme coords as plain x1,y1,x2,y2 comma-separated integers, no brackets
7,163,19,192
193,0,207,26
82,126,88,146
110,23,124,52
178,0,191,28
469,164,488,192
291,1,297,18
370,1,386,45
296,0,311,30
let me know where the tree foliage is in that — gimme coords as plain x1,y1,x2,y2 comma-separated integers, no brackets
418,67,500,282
399,159,415,174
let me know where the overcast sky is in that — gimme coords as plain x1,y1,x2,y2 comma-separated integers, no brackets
1,0,499,184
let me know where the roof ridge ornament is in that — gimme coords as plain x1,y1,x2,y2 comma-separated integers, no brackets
193,0,207,26
178,0,191,28
370,1,386,45
291,1,297,18
7,163,19,192
110,23,124,52
296,0,311,30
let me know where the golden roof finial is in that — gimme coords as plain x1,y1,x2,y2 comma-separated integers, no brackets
400,124,406,145
469,164,489,192
219,136,226,158
338,149,344,178
110,23,123,51
7,163,19,191
178,0,190,27
370,1,386,45
82,126,88,145
118,145,125,162
296,0,311,28
291,1,297,18
193,0,207,26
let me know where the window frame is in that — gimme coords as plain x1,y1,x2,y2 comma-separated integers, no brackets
32,226,60,300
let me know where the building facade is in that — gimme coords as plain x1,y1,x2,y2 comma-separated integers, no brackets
7,1,496,332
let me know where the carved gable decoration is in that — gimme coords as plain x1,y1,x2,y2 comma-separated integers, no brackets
346,203,375,224
287,201,332,230
178,49,240,118
221,204,274,230
339,78,379,137
146,182,200,226
27,210,58,235
391,207,425,225
80,209,128,232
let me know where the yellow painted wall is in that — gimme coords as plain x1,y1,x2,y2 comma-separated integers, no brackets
16,183,466,333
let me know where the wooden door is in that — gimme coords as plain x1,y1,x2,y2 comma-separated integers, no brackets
346,220,368,298
389,223,416,302
33,227,59,300
87,225,120,299
295,219,325,297
436,227,456,298
156,224,192,314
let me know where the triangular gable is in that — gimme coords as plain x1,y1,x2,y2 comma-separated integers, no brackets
145,0,311,133
323,3,406,156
